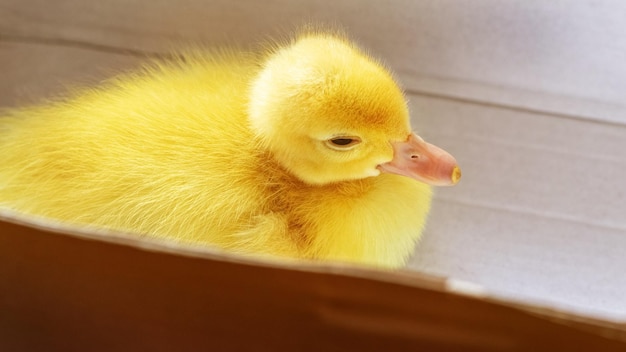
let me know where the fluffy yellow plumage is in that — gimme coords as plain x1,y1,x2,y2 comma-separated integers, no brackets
0,32,459,268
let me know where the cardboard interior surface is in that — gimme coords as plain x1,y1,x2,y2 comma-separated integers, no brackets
1,0,626,349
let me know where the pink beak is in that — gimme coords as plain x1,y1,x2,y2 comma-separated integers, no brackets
378,133,461,186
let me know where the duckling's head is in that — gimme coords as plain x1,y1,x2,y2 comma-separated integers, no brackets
249,34,460,186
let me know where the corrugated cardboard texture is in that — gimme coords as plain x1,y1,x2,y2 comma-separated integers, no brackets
1,0,626,347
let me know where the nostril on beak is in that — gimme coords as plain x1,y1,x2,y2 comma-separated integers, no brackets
410,154,420,159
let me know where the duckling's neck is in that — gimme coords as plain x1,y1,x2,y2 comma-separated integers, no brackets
259,150,375,200
251,150,428,268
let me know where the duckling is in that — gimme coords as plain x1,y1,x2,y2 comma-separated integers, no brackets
0,32,460,268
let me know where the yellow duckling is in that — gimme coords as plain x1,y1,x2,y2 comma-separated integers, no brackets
0,32,460,268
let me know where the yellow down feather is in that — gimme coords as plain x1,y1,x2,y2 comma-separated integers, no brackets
0,32,432,268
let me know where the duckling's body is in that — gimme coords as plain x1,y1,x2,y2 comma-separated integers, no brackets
0,33,457,268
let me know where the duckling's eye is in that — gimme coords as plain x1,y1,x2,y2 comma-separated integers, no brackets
325,137,362,150
332,138,354,146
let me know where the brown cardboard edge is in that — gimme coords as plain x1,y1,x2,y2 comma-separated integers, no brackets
1,210,626,350
2,209,625,327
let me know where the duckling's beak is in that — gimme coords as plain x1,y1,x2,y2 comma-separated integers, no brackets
378,133,461,186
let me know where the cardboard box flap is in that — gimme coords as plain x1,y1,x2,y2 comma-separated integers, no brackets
1,212,625,351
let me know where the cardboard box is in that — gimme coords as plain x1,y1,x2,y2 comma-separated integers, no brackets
1,1,625,350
